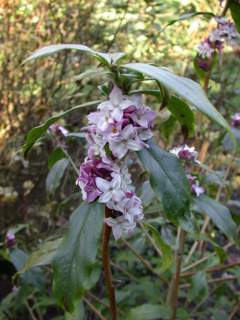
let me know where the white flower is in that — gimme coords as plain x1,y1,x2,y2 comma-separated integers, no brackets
196,40,214,59
96,173,124,203
109,125,144,159
170,145,200,164
105,216,136,240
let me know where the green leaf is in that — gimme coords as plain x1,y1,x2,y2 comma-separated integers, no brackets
161,115,177,141
138,139,191,220
167,96,195,137
46,159,69,194
230,1,240,33
53,202,104,312
19,238,62,273
188,272,208,303
128,304,171,320
23,100,100,156
123,63,230,132
143,222,173,273
194,195,238,243
23,44,126,65
48,148,66,169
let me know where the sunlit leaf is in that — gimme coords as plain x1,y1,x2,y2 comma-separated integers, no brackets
23,44,126,65
123,63,230,132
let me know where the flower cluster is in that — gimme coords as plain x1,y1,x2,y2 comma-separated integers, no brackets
170,145,204,197
77,86,156,239
196,17,238,71
188,175,205,197
231,113,240,128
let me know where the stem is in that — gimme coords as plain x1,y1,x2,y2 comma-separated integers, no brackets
84,298,107,320
102,206,117,320
167,228,186,320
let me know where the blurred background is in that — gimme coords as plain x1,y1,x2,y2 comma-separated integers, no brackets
0,0,240,319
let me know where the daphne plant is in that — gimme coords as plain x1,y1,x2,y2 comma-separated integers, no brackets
20,42,238,320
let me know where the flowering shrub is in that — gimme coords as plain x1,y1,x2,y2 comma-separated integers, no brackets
10,2,239,319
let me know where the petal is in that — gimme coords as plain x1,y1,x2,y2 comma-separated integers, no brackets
98,191,112,203
111,108,123,121
109,86,123,106
122,124,135,139
96,177,110,192
111,174,121,189
127,139,143,151
109,142,128,159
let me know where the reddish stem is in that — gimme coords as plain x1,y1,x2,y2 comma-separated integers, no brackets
102,206,117,320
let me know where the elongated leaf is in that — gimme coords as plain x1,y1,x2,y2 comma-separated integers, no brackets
144,222,173,273
189,272,208,303
138,139,191,220
23,100,100,155
167,96,195,137
53,202,104,312
46,159,69,194
23,44,126,65
19,238,62,273
163,11,214,31
194,195,238,243
123,63,230,131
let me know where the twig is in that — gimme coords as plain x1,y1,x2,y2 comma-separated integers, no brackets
138,221,162,257
121,238,164,280
228,302,240,320
167,228,186,320
110,261,139,282
25,301,38,320
84,298,107,320
180,275,237,289
102,207,117,320
181,261,240,278
221,0,230,16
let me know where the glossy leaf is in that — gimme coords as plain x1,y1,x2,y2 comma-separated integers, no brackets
123,63,230,131
138,139,191,220
194,195,238,243
46,159,69,194
53,202,104,312
167,96,195,137
23,44,126,65
23,100,100,156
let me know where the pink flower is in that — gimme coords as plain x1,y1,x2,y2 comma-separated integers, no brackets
76,158,117,202
129,105,156,128
196,39,214,59
109,125,145,159
49,124,68,137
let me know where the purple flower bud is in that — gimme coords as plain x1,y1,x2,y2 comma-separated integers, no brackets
49,124,68,138
170,145,199,163
5,231,16,248
231,113,240,127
